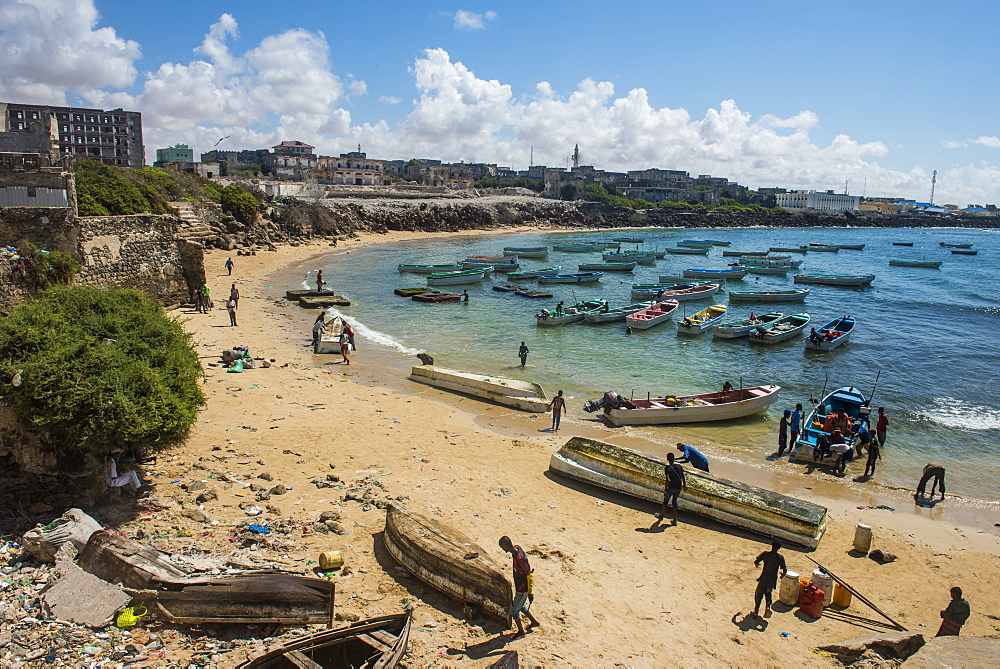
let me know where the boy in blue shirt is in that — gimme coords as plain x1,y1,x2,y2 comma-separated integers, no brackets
675,443,710,472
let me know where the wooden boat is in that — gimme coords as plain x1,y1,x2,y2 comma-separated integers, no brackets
676,304,727,334
682,268,747,280
642,283,720,302
463,255,507,262
595,385,781,426
412,293,461,303
383,505,512,623
552,244,598,252
582,301,654,323
790,385,868,465
506,266,561,280
613,236,644,243
951,249,978,255
888,259,941,268
582,241,621,249
892,242,914,246
394,287,438,297
578,262,636,272
664,246,710,255
939,242,973,249
238,613,412,668
740,264,790,275
514,289,552,298
722,250,769,257
737,257,803,268
625,299,680,330
503,246,548,258
808,243,840,253
426,269,488,286
648,249,667,258
603,252,654,265
315,317,346,354
549,437,827,548
657,274,693,284
769,246,808,253
537,271,603,284
630,284,697,300
536,299,608,325
729,288,809,302
837,244,865,250
712,311,783,339
492,284,527,293
677,240,714,248
409,365,549,412
805,315,855,351
398,263,463,274
793,274,875,287
463,258,517,272
706,240,732,246
749,312,811,344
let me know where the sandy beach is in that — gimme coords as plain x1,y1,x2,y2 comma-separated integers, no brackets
156,231,999,667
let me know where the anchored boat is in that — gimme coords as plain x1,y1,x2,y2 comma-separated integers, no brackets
503,246,548,258
793,274,875,287
409,365,549,412
625,299,680,330
748,312,811,344
805,315,855,351
582,301,654,323
578,262,637,272
712,311,783,339
682,268,747,280
888,259,941,268
537,271,603,284
549,437,827,548
676,304,727,334
728,288,809,302
536,299,608,325
398,263,463,274
426,269,489,286
506,266,562,280
592,384,781,426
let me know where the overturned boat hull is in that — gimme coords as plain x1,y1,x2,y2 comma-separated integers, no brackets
409,365,548,412
549,437,827,549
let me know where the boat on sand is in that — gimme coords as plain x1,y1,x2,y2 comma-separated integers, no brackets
789,385,869,466
549,437,827,548
409,365,549,412
383,505,512,623
589,384,781,426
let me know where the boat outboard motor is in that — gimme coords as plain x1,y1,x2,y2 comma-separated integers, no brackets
584,391,630,413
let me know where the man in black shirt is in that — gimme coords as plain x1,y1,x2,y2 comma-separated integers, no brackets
656,453,686,526
752,540,787,619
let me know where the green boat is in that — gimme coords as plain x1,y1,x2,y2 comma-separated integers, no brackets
398,263,463,274
506,266,562,280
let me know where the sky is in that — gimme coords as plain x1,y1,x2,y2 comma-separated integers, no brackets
1,0,998,206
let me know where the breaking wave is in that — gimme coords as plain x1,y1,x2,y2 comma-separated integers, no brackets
325,308,422,355
919,397,1000,430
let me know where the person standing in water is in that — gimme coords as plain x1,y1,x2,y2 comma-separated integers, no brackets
876,407,890,446
316,270,324,291
518,341,529,367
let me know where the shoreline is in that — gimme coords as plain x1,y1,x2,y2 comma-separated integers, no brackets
167,229,999,666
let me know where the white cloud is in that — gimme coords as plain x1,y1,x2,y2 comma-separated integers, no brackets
0,0,140,104
379,95,402,105
941,140,967,149
453,9,497,30
972,136,1000,148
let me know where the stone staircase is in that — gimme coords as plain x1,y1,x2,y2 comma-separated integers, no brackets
169,201,216,243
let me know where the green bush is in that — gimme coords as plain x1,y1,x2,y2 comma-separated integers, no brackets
0,286,205,460
220,184,260,223
74,159,170,216
14,242,81,289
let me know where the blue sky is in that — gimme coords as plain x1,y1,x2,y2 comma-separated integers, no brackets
2,0,998,205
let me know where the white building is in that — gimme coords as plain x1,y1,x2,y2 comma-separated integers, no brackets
776,190,860,213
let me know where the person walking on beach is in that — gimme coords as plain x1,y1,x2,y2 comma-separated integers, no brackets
229,283,239,309
778,410,790,456
863,436,881,478
312,313,326,349
916,463,946,500
675,443,710,472
876,407,889,446
316,270,324,291
751,540,787,619
936,587,970,636
342,319,356,350
499,536,540,637
518,341,529,367
201,283,212,311
790,403,803,445
655,453,686,526
225,257,234,276
339,329,351,364
548,390,566,431
226,296,238,326
193,289,203,313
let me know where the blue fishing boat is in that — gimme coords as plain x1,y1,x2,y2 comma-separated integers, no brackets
506,266,561,280
682,268,748,280
805,316,855,351
790,385,869,465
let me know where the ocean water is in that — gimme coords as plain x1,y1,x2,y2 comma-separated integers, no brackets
307,227,1000,500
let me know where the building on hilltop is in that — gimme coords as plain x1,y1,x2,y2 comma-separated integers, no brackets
1,101,144,169
155,144,194,164
316,150,384,186
775,190,860,213
264,141,317,179
0,151,75,209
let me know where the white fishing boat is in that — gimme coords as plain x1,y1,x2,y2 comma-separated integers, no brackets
728,289,809,302
505,266,561,280
549,437,827,549
409,365,549,412
804,316,855,351
793,274,875,287
426,269,489,286
748,312,811,344
578,262,637,272
676,304,727,334
398,263,463,274
682,268,747,280
503,246,548,258
582,301,654,323
552,244,598,252
591,385,782,426
677,240,714,248
537,271,603,284
712,311,783,339
603,252,655,265
665,247,710,255
625,299,680,330
536,299,608,326
740,265,790,275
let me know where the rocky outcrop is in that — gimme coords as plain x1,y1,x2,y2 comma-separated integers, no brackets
903,635,1000,668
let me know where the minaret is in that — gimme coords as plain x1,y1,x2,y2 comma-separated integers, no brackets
572,144,580,169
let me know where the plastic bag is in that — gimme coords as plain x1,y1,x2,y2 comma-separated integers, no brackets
22,508,103,563
227,359,244,373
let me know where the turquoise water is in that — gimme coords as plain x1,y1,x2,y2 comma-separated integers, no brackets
311,227,1000,500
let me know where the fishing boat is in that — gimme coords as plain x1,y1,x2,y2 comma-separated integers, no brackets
722,250,769,257
613,236,644,243
383,505,512,623
492,284,527,293
951,249,978,255
583,241,621,249
537,271,603,284
712,311,783,339
578,262,637,272
582,301,654,323
677,240,714,248
552,244,598,252
630,283,698,300
603,252,655,265
939,242,973,249
648,249,667,258
664,246,710,255
892,242,914,246
837,244,865,251
706,240,732,246
463,255,507,263
625,299,680,330
394,287,439,297
463,258,518,272
238,613,412,668
808,243,840,253
409,365,549,412
657,274,694,284
737,257,803,268
503,246,548,258
888,259,941,268
426,269,489,286
514,289,552,298
676,304,727,334
549,437,827,548
748,312,811,344
505,266,561,280
805,315,855,351
793,274,875,287
647,283,721,302
769,246,808,253
590,384,781,426
412,293,461,303
729,288,809,302
536,299,608,325
740,264,790,275
682,268,747,280
789,385,869,465
398,263,463,274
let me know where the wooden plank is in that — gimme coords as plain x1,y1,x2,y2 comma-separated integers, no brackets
283,650,322,669
367,629,398,646
356,633,392,654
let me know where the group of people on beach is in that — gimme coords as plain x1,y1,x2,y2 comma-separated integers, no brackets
312,312,356,364
777,402,889,478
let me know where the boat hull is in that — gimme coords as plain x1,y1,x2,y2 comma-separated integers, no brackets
711,312,783,338
804,316,855,351
537,272,603,284
583,302,653,323
427,270,488,285
889,260,941,268
398,264,463,274
789,386,867,465
549,437,826,548
749,313,810,344
603,385,781,426
728,289,809,302
383,505,512,623
579,263,636,271
625,300,680,330
665,247,710,255
409,365,548,412
506,267,561,279
676,305,727,334
682,269,747,279
793,274,874,286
